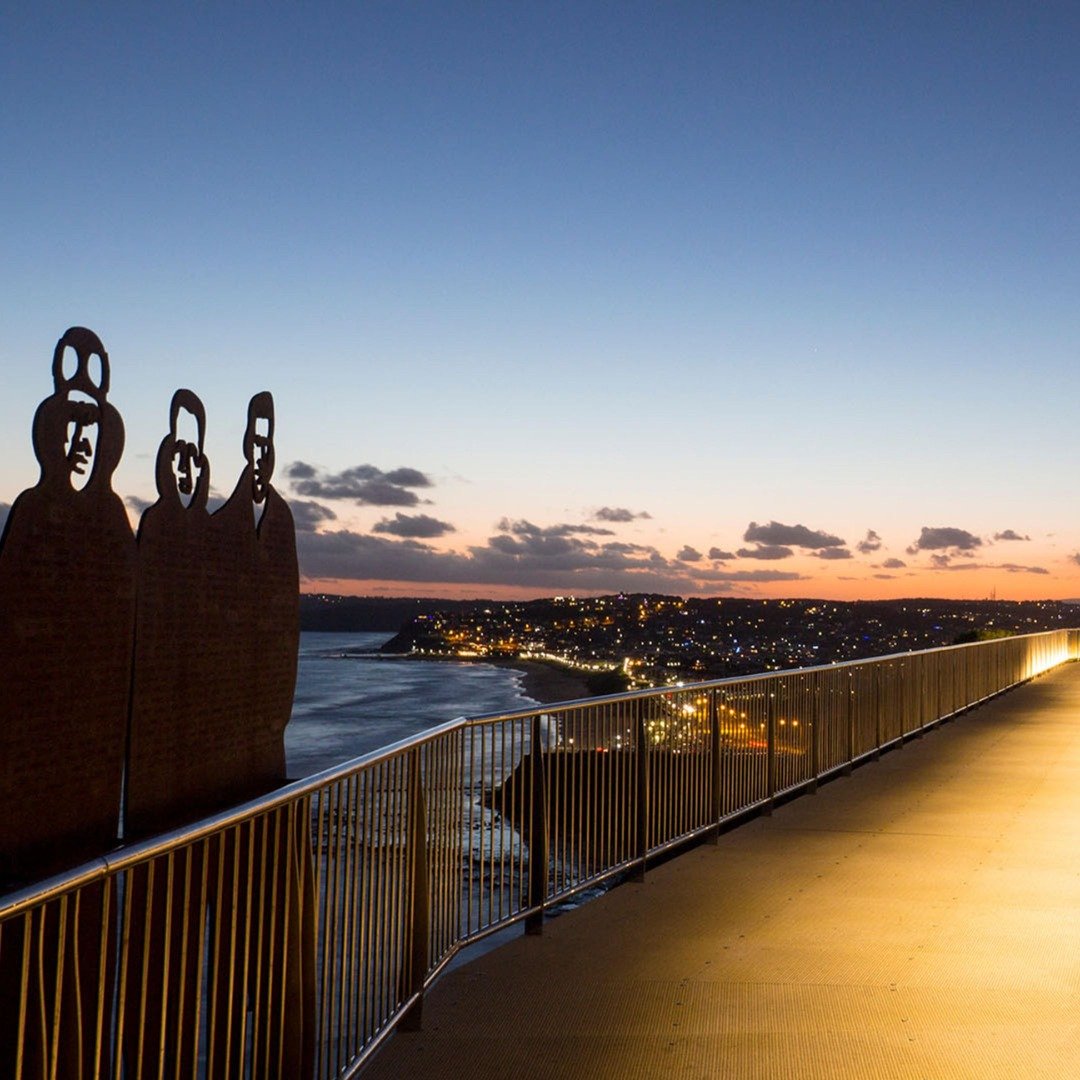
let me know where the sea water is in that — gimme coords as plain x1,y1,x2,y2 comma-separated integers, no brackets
285,631,538,778
286,632,604,958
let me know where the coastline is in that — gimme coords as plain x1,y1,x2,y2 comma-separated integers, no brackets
364,650,593,706
491,658,593,706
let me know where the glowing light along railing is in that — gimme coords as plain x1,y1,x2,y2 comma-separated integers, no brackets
0,629,1076,1078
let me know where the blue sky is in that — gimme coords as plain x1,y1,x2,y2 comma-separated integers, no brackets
3,4,1079,598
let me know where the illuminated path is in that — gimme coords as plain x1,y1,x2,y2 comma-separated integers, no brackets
365,662,1080,1079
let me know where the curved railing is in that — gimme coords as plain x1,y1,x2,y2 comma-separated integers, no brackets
1,629,1076,1077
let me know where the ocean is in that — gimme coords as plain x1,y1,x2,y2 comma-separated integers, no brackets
284,631,539,778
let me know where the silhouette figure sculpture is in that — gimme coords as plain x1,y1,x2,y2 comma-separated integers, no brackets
123,389,217,1077
0,327,136,1079
206,392,315,1077
127,389,219,834
0,327,135,877
208,391,299,795
0,338,314,1076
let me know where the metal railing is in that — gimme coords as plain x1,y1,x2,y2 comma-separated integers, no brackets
1,629,1076,1077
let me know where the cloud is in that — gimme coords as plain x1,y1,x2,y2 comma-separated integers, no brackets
700,569,805,583
928,557,1049,575
908,526,982,554
592,506,652,523
125,494,153,515
880,557,907,569
602,541,656,555
815,548,853,560
744,520,845,549
873,573,897,580
295,524,806,594
289,498,338,533
737,545,794,560
287,462,434,506
382,467,431,488
993,529,1030,542
856,529,882,554
372,512,455,539
497,517,614,539
676,545,702,562
1070,553,1080,567
708,547,736,561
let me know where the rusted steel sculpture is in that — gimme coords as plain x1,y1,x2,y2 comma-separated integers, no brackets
207,392,315,1076
128,388,300,835
0,329,313,1078
212,390,300,799
124,389,313,1075
0,327,136,880
126,389,219,835
0,327,136,1079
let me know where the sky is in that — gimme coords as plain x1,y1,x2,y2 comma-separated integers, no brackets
2,3,1079,601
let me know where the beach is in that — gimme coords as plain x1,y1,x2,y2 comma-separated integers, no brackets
376,652,594,707
489,658,592,706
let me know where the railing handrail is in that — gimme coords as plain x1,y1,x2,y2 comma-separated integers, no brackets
0,628,1072,915
453,629,1072,722
2,626,1076,1078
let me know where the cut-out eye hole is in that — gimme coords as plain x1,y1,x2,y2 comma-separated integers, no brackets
61,346,80,383
255,417,271,440
87,352,103,390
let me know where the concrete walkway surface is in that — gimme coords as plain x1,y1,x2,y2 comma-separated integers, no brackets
364,664,1080,1079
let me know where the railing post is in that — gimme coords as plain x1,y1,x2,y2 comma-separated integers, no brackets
894,661,904,747
709,691,721,839
633,700,649,881
401,748,429,1031
764,686,776,815
525,713,549,935
808,673,820,793
872,665,882,760
914,656,925,738
843,671,854,775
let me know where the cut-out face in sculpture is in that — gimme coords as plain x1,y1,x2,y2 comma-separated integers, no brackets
155,389,209,510
174,394,206,504
64,401,100,484
244,392,275,507
33,328,121,494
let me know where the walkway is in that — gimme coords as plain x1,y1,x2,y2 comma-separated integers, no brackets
364,662,1080,1079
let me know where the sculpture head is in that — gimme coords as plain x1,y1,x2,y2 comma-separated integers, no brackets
244,391,275,506
155,389,209,509
33,328,123,492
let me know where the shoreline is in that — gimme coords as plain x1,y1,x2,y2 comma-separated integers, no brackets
354,649,593,706
488,658,593,706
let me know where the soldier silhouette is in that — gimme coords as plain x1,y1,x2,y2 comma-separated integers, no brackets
0,327,136,1079
206,390,299,788
123,389,217,1076
0,327,135,875
127,389,218,833
205,392,314,1077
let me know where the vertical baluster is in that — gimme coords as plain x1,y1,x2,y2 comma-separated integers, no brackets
526,712,549,935
709,691,721,837
401,746,429,1030
634,700,649,881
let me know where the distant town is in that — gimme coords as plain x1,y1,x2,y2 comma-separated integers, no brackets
299,594,1079,691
